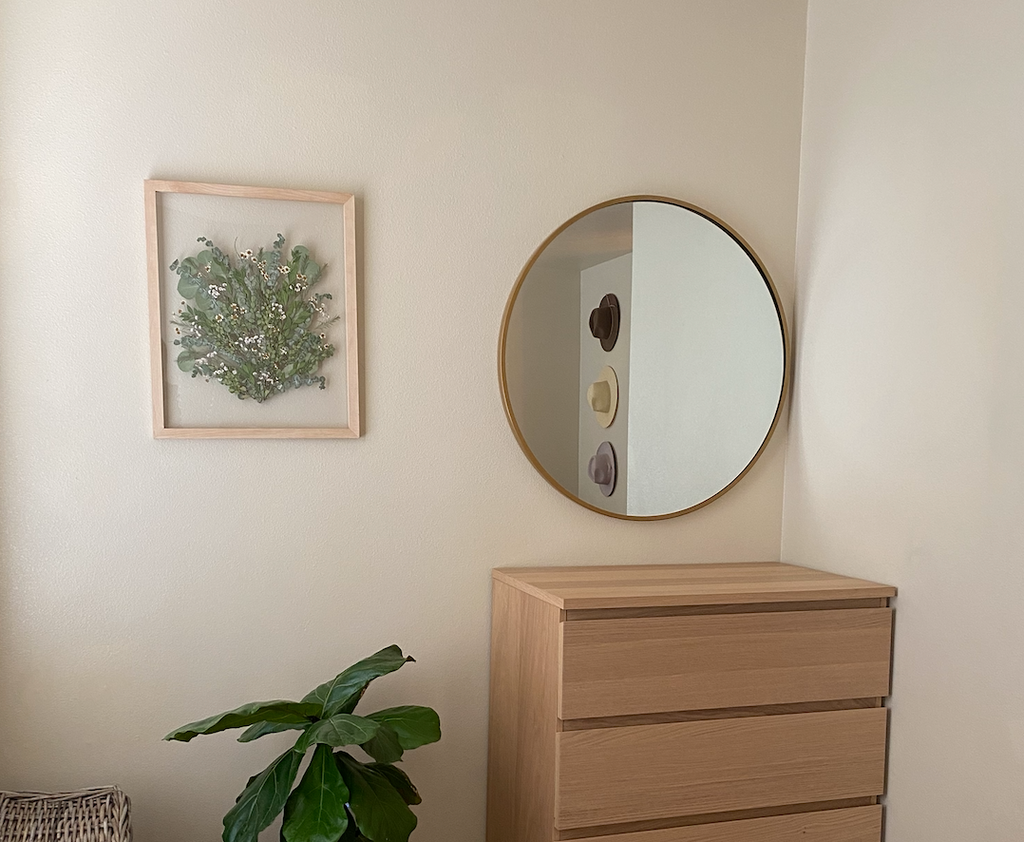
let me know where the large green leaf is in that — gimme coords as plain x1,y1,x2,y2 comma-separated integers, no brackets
302,259,322,284
192,291,213,312
366,707,440,751
238,721,309,743
223,748,303,842
336,818,368,842
302,647,413,718
281,745,350,842
360,723,403,764
335,753,417,842
177,272,201,299
176,350,196,372
165,700,321,742
235,773,259,804
294,714,380,754
366,765,421,806
208,259,228,280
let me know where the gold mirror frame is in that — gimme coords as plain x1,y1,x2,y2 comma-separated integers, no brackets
498,195,791,521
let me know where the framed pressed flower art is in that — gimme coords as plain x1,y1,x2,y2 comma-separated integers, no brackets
145,180,360,438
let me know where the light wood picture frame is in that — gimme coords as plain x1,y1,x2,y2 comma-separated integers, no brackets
145,180,360,439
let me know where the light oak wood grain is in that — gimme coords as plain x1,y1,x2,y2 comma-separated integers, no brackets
564,805,882,842
494,563,896,610
555,708,888,829
487,579,561,842
487,565,896,842
152,426,359,439
145,180,353,204
559,609,893,718
145,183,166,433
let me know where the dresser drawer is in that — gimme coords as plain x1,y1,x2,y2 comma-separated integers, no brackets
567,805,883,842
555,708,888,829
559,609,892,719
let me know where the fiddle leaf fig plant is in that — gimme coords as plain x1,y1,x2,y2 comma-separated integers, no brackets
165,646,440,842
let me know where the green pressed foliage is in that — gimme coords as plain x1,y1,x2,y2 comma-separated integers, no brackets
165,646,440,842
170,234,338,402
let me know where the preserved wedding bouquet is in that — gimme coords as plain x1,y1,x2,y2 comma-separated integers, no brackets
171,234,337,402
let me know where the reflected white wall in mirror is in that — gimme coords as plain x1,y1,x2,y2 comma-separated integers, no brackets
627,201,784,514
500,197,787,520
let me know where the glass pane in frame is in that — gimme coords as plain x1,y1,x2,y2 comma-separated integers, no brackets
145,181,359,438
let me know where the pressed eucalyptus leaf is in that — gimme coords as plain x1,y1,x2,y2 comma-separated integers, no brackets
176,351,195,372
360,723,403,764
366,764,421,806
335,752,417,842
302,646,413,718
295,714,380,754
238,720,309,744
281,744,349,842
177,275,201,299
366,707,441,751
165,700,320,742
223,748,303,842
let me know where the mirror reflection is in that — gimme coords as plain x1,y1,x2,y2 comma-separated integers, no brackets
501,198,787,519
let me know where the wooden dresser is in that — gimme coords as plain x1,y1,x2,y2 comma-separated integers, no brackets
487,563,896,842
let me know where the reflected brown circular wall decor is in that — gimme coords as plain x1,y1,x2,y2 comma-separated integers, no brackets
498,196,789,521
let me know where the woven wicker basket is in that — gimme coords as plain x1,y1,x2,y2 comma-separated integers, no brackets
0,787,131,842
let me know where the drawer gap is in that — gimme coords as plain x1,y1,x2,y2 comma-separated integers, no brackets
560,698,882,731
554,797,879,840
564,598,887,622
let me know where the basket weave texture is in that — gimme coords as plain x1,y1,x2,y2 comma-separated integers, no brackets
0,788,132,842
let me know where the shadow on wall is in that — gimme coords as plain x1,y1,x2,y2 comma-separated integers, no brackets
0,456,12,782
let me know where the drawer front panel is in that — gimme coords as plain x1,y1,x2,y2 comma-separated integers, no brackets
560,609,892,719
555,708,887,830
567,805,882,842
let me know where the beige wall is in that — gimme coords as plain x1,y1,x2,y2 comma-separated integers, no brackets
785,1,1024,839
0,1,807,839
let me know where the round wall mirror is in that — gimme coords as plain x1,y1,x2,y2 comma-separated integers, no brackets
499,196,788,520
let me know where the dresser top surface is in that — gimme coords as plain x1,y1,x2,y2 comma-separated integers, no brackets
492,562,896,609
